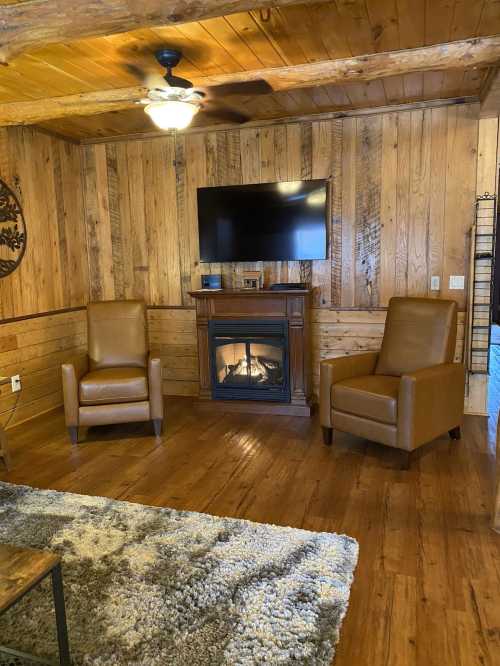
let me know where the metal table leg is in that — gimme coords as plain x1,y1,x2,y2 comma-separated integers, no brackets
51,563,71,666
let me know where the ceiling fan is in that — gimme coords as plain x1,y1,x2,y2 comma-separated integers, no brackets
123,48,272,130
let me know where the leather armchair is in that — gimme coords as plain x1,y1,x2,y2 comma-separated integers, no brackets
62,300,163,444
320,297,465,459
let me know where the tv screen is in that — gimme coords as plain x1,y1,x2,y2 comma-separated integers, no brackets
197,179,327,262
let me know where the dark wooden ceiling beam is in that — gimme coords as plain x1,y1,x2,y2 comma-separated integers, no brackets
0,0,324,63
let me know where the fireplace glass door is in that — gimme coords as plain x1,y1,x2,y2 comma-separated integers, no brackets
209,320,289,402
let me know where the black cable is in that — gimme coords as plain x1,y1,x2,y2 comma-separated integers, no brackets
2,386,21,431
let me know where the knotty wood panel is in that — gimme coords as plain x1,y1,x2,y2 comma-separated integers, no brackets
0,126,88,320
0,309,86,428
82,103,479,312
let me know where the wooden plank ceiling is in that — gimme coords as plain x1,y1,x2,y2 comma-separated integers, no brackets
1,0,499,140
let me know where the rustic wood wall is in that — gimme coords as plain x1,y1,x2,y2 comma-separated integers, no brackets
0,310,86,428
0,127,88,320
82,103,479,311
0,127,89,428
80,102,480,401
0,102,489,425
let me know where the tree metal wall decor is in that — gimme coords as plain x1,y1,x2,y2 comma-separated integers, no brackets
0,178,26,278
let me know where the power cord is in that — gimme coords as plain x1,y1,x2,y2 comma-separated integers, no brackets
1,383,21,431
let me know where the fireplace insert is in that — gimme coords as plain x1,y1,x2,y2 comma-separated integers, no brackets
209,319,290,402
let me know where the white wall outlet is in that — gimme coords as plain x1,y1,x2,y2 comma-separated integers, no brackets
11,374,21,392
449,275,465,290
430,275,440,291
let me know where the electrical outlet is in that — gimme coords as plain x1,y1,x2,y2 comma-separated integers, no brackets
430,275,440,291
449,275,465,290
11,374,21,393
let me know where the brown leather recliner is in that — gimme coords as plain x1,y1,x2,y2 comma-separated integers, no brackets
62,300,163,444
320,297,465,460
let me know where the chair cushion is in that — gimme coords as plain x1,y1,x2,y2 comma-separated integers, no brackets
331,375,400,425
79,368,148,406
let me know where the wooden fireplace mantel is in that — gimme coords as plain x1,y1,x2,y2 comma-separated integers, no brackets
189,289,312,416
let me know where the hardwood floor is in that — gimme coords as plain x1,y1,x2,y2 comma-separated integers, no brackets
1,390,499,665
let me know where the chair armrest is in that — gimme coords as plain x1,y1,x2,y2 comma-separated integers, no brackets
320,352,379,427
148,354,164,421
61,355,88,427
398,362,465,450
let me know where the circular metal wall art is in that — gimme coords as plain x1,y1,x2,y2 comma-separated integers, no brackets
0,178,26,278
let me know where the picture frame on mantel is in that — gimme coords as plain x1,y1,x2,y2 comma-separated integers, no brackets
237,270,263,290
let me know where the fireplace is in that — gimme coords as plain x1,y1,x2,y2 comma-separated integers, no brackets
209,319,289,402
190,289,311,416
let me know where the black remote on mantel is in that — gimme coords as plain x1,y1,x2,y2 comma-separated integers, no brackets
269,283,307,291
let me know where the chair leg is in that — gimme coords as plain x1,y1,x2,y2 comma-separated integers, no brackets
449,426,461,440
68,426,78,445
153,419,163,437
322,426,333,446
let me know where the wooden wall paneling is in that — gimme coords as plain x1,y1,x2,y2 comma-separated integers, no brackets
272,123,289,285
340,117,357,307
114,141,135,300
0,310,87,428
174,136,192,306
150,137,181,305
13,130,42,315
260,125,286,286
0,127,88,320
395,111,411,296
311,120,332,308
427,106,448,298
0,127,16,320
83,144,114,301
52,139,71,309
105,142,125,300
476,116,499,195
219,129,242,289
155,138,182,305
203,131,222,280
407,108,431,295
299,122,313,289
442,103,479,308
379,112,398,306
354,115,382,307
330,119,343,307
285,122,302,284
184,132,208,301
147,308,198,397
55,139,89,307
124,141,150,302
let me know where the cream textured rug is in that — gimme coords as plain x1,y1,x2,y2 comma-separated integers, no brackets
0,482,358,665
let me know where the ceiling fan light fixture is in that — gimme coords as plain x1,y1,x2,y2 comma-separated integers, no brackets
144,100,199,130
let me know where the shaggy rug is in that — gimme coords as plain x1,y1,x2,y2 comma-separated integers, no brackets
0,482,358,665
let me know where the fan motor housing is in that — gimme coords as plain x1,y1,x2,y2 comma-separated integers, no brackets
155,48,182,69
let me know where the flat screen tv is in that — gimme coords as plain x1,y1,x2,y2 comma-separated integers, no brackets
197,179,327,262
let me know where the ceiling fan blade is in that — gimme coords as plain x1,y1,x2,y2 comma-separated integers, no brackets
202,79,273,98
124,63,167,90
165,72,194,89
202,107,250,124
